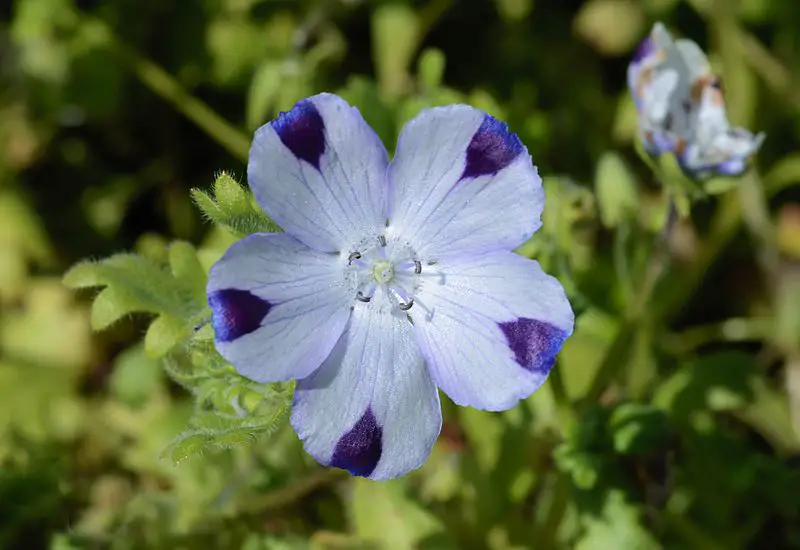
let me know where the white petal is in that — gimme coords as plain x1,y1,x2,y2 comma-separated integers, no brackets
412,251,573,411
207,233,351,382
248,93,389,253
291,295,442,480
386,106,544,258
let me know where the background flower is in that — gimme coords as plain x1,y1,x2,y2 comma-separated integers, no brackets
628,22,766,179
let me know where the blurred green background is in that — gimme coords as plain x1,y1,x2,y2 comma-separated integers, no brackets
2,0,800,548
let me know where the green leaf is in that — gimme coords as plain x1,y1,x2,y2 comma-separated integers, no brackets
575,490,659,550
144,314,191,358
64,253,199,330
191,172,279,236
168,241,207,301
350,479,443,550
109,343,164,406
610,403,669,455
594,151,639,228
167,433,210,465
703,176,740,195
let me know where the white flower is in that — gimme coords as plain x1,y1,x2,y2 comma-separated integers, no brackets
628,23,765,178
206,94,574,479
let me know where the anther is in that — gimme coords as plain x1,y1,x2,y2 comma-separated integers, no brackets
348,251,362,264
398,299,414,311
377,235,387,247
356,291,371,303
414,260,422,274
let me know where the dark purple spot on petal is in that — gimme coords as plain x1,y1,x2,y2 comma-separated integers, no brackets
461,114,525,180
209,288,272,343
633,36,655,63
498,318,566,375
331,408,383,477
271,99,325,170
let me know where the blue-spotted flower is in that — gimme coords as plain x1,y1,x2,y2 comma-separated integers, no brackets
206,93,574,480
628,23,765,179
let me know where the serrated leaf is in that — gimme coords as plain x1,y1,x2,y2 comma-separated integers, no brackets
169,241,207,300
90,286,151,330
575,490,659,550
144,314,190,358
191,173,279,236
213,172,249,208
62,260,106,289
109,343,164,406
211,429,258,449
166,433,210,465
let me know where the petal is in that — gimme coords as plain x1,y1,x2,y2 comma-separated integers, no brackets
248,93,389,253
207,233,351,382
291,295,442,480
412,251,573,411
386,106,544,258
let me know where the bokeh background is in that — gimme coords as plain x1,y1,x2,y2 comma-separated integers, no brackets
2,0,800,548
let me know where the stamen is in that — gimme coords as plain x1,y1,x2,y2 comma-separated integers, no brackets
377,235,387,247
389,285,413,311
356,283,376,303
414,260,422,274
348,251,362,264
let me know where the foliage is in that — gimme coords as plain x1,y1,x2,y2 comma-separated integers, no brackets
1,0,799,549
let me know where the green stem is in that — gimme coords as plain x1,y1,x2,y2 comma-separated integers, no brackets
661,317,772,355
537,474,571,549
85,13,251,162
240,468,347,514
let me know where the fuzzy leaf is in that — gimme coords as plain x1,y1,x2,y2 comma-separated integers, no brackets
191,172,279,236
145,314,191,358
168,241,207,301
167,433,210,465
575,490,659,550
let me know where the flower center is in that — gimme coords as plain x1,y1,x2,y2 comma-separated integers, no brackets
373,261,394,284
346,235,423,314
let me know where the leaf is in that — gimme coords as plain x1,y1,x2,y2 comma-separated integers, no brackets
575,490,659,550
594,151,639,228
64,253,199,331
350,479,443,550
167,433,210,465
703,176,740,195
109,343,164,407
144,314,191,358
610,403,669,455
168,241,207,301
191,172,279,237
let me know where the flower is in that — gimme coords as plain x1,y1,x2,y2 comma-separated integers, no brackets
206,93,574,480
628,23,765,179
